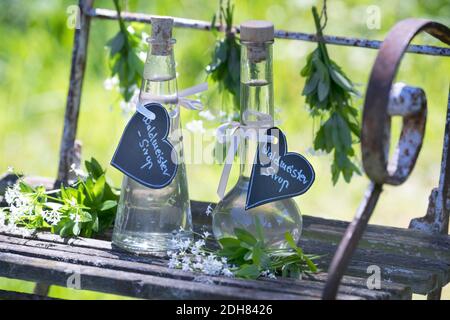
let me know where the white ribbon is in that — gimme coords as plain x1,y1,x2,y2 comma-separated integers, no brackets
136,82,208,119
216,111,275,200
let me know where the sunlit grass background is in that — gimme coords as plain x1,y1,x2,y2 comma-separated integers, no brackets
0,0,449,299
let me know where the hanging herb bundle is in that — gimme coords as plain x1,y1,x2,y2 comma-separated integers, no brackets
205,0,241,116
301,6,361,184
106,0,146,102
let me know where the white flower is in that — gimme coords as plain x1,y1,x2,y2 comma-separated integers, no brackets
199,110,216,121
202,231,211,239
205,204,213,216
119,88,140,115
261,270,277,279
69,197,77,207
138,51,147,62
7,166,14,173
42,209,62,226
194,239,205,249
4,185,20,205
185,120,206,134
222,268,234,278
182,263,192,272
168,257,179,269
126,25,136,34
69,213,81,223
103,76,119,91
202,255,224,276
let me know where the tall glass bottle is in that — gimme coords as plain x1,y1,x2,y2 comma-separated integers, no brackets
112,17,192,254
212,21,302,248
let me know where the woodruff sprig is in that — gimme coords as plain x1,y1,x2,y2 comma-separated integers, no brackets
206,0,241,116
0,158,119,238
106,0,146,102
301,6,361,184
168,217,319,280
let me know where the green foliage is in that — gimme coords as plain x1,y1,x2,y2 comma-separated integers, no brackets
106,0,147,102
206,0,241,114
301,7,361,184
1,158,119,238
217,218,319,279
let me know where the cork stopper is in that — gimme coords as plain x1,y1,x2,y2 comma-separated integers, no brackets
240,20,274,62
150,16,174,56
240,20,274,43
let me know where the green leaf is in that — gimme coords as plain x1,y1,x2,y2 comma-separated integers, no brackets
234,228,257,246
219,237,242,249
235,264,260,279
92,175,106,202
107,32,125,57
72,222,81,236
302,72,320,96
100,200,117,211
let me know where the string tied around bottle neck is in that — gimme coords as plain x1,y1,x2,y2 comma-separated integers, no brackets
136,82,208,120
216,111,275,200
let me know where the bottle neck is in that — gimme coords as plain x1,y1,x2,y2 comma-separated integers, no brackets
140,41,178,105
239,41,274,178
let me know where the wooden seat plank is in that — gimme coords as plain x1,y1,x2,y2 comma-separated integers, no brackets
0,233,409,300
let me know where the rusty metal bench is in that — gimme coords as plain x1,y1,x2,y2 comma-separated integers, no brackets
0,0,449,300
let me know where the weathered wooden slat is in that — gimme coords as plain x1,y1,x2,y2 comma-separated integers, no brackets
0,235,403,300
0,251,365,300
1,213,446,295
193,201,450,262
0,231,440,295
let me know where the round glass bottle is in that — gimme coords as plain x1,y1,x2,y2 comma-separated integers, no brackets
212,21,302,248
112,17,192,254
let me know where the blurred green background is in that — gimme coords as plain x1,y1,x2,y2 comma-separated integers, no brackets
0,0,449,299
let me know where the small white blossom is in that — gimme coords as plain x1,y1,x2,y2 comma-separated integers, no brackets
205,204,213,217
4,185,20,205
103,76,119,91
138,51,147,62
222,268,234,278
41,209,62,226
185,120,206,134
69,213,81,223
202,231,211,239
7,166,14,173
261,270,277,279
181,263,192,272
194,239,205,249
168,257,179,269
199,110,216,121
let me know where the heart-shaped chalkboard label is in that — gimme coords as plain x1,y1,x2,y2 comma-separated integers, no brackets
246,127,315,210
111,102,178,189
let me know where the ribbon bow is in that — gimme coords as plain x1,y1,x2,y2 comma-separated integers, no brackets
216,111,275,200
136,82,207,120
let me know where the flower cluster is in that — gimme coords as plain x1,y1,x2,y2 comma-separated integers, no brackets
0,158,119,238
2,183,62,231
167,231,235,278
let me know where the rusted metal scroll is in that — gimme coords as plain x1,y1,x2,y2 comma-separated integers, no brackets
323,19,450,300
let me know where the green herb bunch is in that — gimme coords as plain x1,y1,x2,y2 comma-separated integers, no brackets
217,223,318,279
301,6,361,184
168,218,318,280
206,0,241,115
106,0,146,102
0,158,119,238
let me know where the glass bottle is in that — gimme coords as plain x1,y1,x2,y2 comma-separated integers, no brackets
212,21,302,248
112,17,192,254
